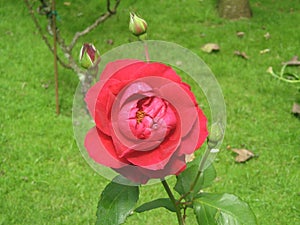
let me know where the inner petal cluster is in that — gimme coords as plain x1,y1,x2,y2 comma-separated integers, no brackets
129,96,177,140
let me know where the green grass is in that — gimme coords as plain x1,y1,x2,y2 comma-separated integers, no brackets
1,0,299,224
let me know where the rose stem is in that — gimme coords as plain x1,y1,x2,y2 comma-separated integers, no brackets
161,179,185,225
137,36,150,62
177,145,211,202
143,42,150,62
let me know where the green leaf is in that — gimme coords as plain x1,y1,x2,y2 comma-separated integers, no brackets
135,198,176,213
174,156,216,199
96,178,139,225
194,201,218,225
193,193,257,225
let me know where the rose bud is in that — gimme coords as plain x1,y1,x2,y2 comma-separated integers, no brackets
79,43,101,69
129,12,148,37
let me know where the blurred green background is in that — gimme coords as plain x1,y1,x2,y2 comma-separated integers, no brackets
1,0,299,224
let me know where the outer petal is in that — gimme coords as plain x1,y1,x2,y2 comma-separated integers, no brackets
84,127,128,168
176,108,208,156
114,153,186,184
99,59,142,81
85,59,141,119
195,107,209,149
94,62,147,133
138,153,187,179
85,80,105,119
125,128,181,170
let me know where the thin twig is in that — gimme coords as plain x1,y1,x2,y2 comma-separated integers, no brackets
25,0,122,99
69,0,121,51
52,0,60,115
24,0,71,69
107,0,121,14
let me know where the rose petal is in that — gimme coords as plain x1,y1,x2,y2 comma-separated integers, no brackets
126,76,199,138
195,107,209,149
84,80,105,119
125,129,181,170
112,98,166,153
139,153,186,178
94,62,147,133
99,59,142,81
114,153,186,184
85,59,141,118
84,127,128,168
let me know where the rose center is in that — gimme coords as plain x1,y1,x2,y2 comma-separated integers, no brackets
128,96,178,140
136,110,146,124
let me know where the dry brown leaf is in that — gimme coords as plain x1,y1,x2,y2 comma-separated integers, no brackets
107,39,114,45
230,148,255,163
282,56,300,66
201,43,220,53
292,102,300,116
41,82,50,89
260,49,270,54
236,31,245,38
234,50,249,59
64,2,71,6
264,32,271,40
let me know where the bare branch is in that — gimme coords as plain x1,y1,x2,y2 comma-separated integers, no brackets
25,0,122,96
24,0,71,69
107,0,121,14
107,0,113,14
68,12,110,51
69,0,122,51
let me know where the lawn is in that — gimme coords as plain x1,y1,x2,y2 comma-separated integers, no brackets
1,0,299,224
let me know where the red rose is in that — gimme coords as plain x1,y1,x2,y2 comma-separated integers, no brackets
84,59,208,184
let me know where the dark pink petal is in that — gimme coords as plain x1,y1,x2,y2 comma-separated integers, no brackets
99,59,142,81
84,127,128,168
114,166,150,184
85,80,105,119
125,129,181,170
177,108,208,155
195,107,209,149
139,153,187,179
114,153,186,184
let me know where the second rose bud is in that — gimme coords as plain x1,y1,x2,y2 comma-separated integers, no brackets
79,43,101,69
129,12,148,37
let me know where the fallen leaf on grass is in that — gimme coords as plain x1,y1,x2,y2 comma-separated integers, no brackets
264,32,271,40
229,148,255,163
201,43,220,53
41,82,50,89
21,82,27,90
107,39,114,45
234,50,249,59
282,56,300,66
292,102,300,116
236,31,245,38
260,48,270,54
64,2,71,6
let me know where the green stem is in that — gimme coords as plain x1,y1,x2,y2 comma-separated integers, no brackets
270,72,300,83
269,65,300,84
161,179,185,225
178,146,211,202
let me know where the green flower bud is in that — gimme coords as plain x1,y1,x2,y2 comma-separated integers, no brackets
129,12,147,37
79,43,101,69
